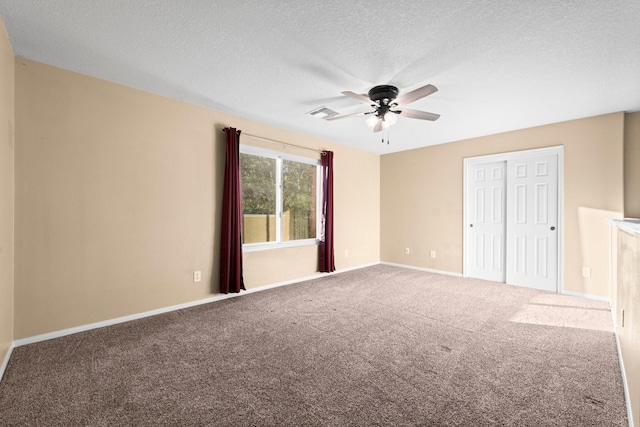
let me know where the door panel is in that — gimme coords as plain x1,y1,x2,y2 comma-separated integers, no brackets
466,161,506,282
506,155,558,291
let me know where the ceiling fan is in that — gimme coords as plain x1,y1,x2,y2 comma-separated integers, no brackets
327,84,440,132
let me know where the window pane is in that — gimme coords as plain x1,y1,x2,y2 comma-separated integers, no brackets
282,160,317,241
240,153,277,243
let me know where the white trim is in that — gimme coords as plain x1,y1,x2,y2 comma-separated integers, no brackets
462,158,470,278
612,313,635,427
559,289,610,304
316,163,322,239
239,144,322,251
464,145,564,165
13,262,380,348
463,146,564,293
0,342,15,382
380,262,463,277
558,147,565,294
276,157,283,240
242,238,318,252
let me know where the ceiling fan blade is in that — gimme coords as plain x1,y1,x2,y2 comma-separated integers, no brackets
394,84,438,106
373,119,384,133
342,90,373,105
397,108,440,121
326,111,371,121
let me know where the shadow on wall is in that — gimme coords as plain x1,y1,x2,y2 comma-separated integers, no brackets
577,207,623,299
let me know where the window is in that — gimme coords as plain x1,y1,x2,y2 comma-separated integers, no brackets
240,145,321,250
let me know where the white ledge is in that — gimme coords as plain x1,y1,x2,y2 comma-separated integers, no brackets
610,218,640,237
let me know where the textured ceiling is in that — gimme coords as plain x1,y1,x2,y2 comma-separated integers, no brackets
1,1,639,154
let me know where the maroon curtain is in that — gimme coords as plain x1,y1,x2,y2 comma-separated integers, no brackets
319,151,335,272
220,127,245,293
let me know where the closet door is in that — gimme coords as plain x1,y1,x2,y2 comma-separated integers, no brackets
506,154,558,292
465,161,507,282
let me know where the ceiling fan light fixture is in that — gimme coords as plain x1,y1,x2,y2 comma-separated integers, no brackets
366,111,398,130
383,112,398,126
366,114,379,128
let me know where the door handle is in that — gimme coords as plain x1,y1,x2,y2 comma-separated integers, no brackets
550,226,556,230
470,224,473,227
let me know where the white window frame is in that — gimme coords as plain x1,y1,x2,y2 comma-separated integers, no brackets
240,144,322,252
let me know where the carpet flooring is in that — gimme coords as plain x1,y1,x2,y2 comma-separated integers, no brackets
0,265,628,426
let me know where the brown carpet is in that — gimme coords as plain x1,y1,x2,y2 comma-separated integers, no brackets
0,265,628,426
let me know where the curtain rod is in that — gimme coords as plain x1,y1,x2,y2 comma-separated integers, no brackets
224,128,326,155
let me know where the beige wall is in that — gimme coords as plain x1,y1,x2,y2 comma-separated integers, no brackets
14,59,380,338
615,229,640,427
381,113,624,297
0,17,15,368
625,112,640,218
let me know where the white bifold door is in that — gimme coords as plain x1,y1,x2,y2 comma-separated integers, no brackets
465,148,560,292
506,154,558,291
466,161,507,283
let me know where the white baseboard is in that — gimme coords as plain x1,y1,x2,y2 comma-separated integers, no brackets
0,342,15,382
380,261,463,277
13,262,380,348
612,313,635,427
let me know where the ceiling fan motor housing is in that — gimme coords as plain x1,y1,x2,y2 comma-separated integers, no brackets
368,85,399,105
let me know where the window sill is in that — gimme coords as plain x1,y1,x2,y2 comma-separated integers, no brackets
242,239,319,252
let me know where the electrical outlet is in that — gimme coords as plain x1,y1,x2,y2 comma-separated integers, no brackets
344,250,349,258
405,248,410,255
193,271,202,282
581,267,591,278
430,250,436,258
